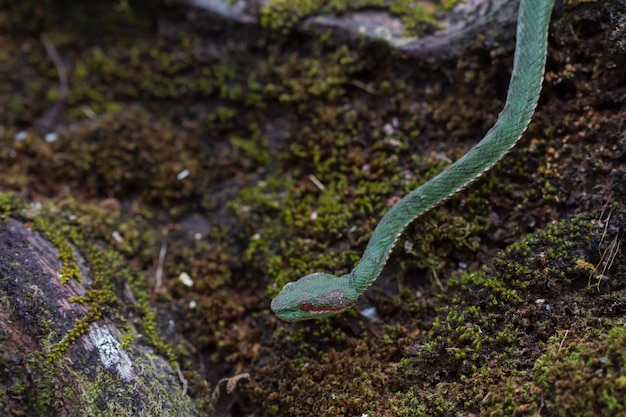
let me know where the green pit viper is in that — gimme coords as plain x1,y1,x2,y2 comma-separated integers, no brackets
271,0,555,322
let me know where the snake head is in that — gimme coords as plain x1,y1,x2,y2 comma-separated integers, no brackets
270,272,358,322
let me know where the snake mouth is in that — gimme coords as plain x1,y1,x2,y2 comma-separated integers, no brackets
298,301,354,314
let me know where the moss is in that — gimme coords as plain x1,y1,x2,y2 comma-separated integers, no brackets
24,350,197,416
0,193,24,222
260,0,384,33
259,208,626,415
532,326,626,416
260,0,463,36
32,216,82,285
47,317,92,361
127,271,176,363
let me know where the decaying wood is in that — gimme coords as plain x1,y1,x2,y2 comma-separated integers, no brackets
184,0,519,60
0,218,200,416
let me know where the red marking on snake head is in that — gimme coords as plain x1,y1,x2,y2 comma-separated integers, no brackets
299,301,346,313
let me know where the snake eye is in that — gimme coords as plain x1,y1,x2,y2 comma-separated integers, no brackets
299,301,313,312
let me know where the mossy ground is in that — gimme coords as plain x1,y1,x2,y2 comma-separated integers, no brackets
1,0,625,415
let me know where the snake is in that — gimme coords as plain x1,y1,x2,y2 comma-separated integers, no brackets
271,0,555,322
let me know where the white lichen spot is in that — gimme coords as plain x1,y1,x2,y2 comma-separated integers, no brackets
15,131,27,141
383,123,395,136
112,230,124,243
177,169,190,180
179,271,193,287
388,138,402,147
88,323,134,381
360,306,378,320
44,132,58,143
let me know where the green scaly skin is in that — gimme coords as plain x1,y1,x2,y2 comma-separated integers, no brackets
271,0,556,322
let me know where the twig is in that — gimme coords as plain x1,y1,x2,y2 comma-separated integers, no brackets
39,33,69,131
308,174,325,191
175,362,188,397
155,240,168,290
557,329,569,353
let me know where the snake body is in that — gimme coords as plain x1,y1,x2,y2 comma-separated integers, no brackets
271,0,555,322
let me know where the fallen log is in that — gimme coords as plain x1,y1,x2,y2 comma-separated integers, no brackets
0,217,199,416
